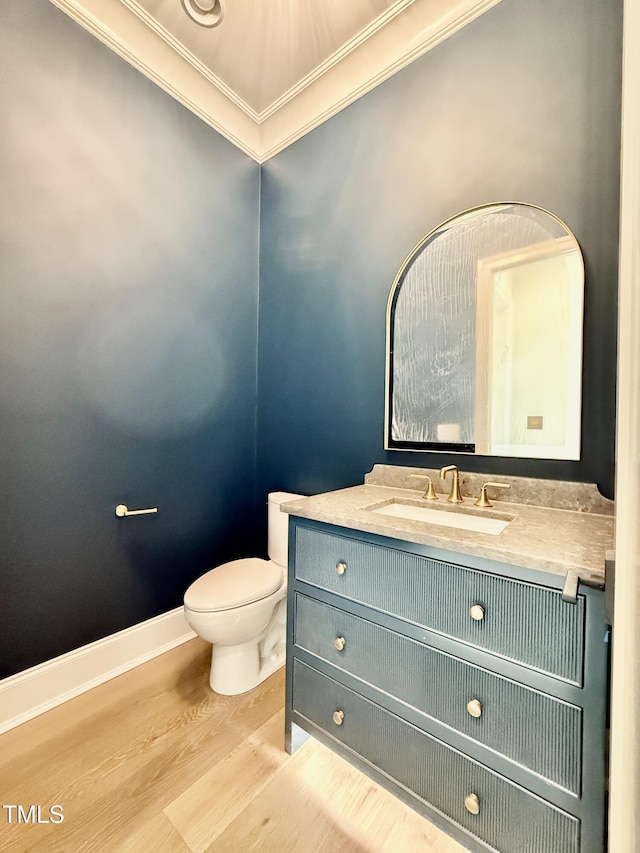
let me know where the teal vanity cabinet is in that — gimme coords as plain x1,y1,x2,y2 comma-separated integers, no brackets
285,518,608,853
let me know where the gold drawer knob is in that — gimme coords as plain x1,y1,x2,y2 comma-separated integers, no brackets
332,710,345,726
469,604,485,621
467,699,483,718
334,636,346,651
336,561,347,575
464,793,480,815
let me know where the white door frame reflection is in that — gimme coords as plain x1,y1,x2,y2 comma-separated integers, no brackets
475,236,583,459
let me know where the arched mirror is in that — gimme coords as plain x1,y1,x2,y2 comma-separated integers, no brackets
385,202,584,459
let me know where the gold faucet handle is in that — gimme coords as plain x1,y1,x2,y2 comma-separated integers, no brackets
410,474,438,500
475,482,510,508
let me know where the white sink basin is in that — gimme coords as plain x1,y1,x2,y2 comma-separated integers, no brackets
369,501,512,535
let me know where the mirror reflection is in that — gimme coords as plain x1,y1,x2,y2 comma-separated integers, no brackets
385,203,584,459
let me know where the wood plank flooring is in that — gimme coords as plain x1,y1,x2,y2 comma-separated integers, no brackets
0,638,466,852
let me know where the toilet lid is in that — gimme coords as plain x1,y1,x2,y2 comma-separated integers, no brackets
184,558,283,612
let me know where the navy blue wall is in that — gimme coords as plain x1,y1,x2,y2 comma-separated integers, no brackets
0,1,260,677
0,0,623,681
257,0,622,503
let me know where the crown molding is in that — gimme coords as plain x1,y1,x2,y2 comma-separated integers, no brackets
49,0,262,158
258,0,505,162
254,0,418,120
119,0,262,120
49,0,504,163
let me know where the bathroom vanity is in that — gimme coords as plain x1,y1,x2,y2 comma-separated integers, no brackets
283,467,613,853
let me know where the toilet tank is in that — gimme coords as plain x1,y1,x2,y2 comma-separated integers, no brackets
268,492,303,567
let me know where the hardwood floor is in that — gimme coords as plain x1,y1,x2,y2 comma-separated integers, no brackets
0,639,467,852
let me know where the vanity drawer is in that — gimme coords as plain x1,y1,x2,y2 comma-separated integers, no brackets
294,593,582,794
293,525,585,684
293,659,580,853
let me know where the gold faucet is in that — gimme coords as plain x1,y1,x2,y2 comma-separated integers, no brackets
440,465,463,503
475,482,510,508
410,473,438,500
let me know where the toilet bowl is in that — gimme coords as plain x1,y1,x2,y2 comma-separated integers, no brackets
183,491,302,695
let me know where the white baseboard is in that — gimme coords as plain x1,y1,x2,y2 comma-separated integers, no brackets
0,608,196,735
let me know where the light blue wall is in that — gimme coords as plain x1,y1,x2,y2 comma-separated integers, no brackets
0,0,260,677
257,0,622,502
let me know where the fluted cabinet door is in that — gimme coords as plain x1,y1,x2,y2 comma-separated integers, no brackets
293,661,580,853
294,593,582,793
294,526,585,683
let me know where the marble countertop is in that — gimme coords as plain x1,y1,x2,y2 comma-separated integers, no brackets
281,481,614,588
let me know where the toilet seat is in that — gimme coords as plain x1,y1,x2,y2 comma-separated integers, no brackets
184,558,283,613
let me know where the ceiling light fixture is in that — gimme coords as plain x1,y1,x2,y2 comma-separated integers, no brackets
181,0,224,28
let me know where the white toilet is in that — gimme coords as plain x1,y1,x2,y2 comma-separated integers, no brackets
183,491,302,695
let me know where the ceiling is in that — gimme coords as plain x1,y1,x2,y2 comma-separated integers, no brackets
50,0,503,162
